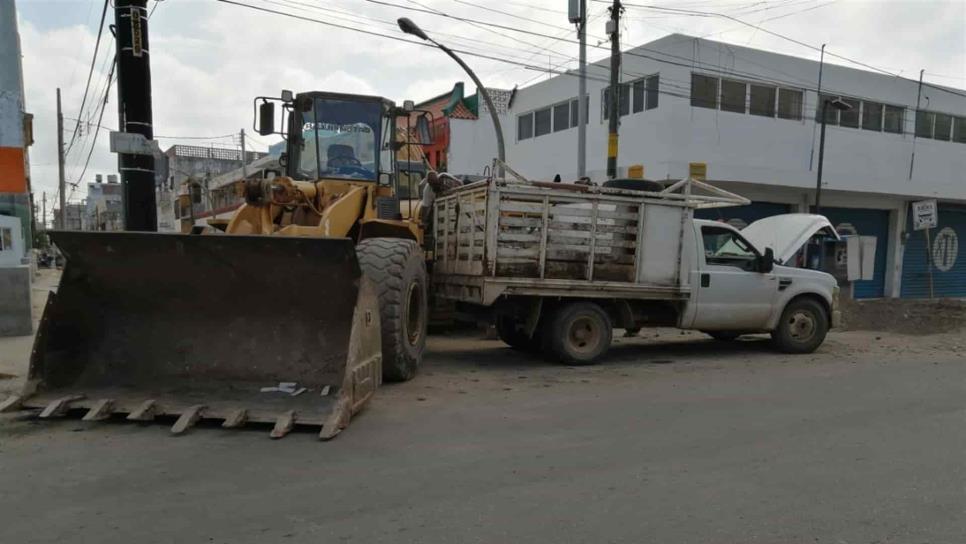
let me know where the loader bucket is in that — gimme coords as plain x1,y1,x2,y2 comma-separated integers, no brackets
3,231,382,440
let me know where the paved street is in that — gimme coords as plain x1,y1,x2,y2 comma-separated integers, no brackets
2,324,965,543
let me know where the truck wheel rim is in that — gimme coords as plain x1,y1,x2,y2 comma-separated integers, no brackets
787,311,816,342
406,282,423,346
568,317,600,353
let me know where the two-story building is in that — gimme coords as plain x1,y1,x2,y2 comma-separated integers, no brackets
443,34,966,299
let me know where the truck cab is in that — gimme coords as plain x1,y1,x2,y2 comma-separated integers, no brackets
682,216,841,351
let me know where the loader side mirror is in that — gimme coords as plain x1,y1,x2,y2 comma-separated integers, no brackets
415,113,433,146
257,101,275,136
759,247,775,273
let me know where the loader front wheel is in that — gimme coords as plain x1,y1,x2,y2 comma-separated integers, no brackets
357,238,428,382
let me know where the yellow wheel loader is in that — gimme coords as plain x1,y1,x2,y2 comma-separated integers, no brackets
1,91,431,439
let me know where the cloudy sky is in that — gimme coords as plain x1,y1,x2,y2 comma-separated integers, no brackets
14,0,966,210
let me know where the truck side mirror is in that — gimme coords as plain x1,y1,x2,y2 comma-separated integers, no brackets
759,247,775,273
257,101,275,136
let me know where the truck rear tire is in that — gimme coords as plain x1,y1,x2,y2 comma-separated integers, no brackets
357,238,427,382
771,298,828,354
544,302,612,365
495,315,539,351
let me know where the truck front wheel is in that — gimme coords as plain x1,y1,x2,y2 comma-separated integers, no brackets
545,302,612,365
771,298,828,354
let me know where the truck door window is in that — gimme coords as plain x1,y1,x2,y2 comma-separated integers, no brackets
702,225,759,270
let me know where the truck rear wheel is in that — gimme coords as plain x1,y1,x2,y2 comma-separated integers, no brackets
771,298,828,354
357,238,427,382
544,302,612,365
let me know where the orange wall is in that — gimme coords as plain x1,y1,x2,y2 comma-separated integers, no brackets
0,147,27,193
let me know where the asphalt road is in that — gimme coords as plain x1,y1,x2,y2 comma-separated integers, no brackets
1,331,965,543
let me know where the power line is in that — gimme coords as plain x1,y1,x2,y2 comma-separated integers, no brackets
65,0,110,156
608,0,966,99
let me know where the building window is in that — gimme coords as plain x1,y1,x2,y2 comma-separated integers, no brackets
839,97,860,128
720,79,747,114
691,73,718,109
934,113,952,141
618,82,630,117
517,112,533,140
862,101,883,131
916,110,934,138
0,228,11,251
553,102,570,133
883,105,904,134
954,117,966,143
632,79,645,114
645,75,659,110
777,88,803,120
817,94,838,124
571,98,580,127
749,84,776,117
534,107,552,137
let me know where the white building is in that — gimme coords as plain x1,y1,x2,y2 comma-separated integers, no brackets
83,175,123,231
446,34,966,299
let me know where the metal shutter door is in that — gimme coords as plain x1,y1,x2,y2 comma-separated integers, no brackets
901,205,966,298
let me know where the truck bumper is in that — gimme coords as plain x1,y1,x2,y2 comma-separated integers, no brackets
831,286,842,328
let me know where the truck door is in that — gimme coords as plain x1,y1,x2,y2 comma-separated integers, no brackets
691,224,778,330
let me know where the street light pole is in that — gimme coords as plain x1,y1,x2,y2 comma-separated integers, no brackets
397,18,505,177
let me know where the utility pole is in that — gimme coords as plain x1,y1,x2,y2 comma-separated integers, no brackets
41,192,46,231
808,44,825,171
114,0,157,231
56,88,66,230
908,69,924,180
606,0,622,179
570,0,587,179
240,128,248,179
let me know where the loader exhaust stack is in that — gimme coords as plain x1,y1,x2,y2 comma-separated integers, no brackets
1,231,382,439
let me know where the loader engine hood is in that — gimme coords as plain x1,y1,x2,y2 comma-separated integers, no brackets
741,214,839,264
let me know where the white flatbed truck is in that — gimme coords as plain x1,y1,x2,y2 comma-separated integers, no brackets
431,170,841,364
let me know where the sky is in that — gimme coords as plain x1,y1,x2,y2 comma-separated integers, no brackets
13,0,966,212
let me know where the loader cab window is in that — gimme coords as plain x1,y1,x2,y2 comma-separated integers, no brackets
297,97,381,181
701,225,759,270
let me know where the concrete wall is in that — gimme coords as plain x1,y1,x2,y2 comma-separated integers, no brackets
448,117,504,176
0,0,31,258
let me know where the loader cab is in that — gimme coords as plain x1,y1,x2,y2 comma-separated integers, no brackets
285,92,394,184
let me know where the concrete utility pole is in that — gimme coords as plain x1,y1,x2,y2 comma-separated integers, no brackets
908,69,925,180
240,128,248,179
606,0,622,179
42,191,46,230
114,0,157,231
56,88,66,230
570,0,588,178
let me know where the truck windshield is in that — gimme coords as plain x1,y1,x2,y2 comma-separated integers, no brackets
298,97,381,181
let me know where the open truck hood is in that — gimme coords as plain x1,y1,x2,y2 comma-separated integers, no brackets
741,214,839,264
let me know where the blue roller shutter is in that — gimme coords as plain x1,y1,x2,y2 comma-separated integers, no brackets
818,207,890,299
695,201,790,229
901,205,966,298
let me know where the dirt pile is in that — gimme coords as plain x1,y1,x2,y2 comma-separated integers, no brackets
841,297,966,335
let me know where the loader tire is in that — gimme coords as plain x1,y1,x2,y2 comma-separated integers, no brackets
357,238,428,382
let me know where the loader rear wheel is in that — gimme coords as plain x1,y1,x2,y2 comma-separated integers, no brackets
357,238,428,382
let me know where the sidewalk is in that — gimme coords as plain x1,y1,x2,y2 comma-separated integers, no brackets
0,268,60,396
